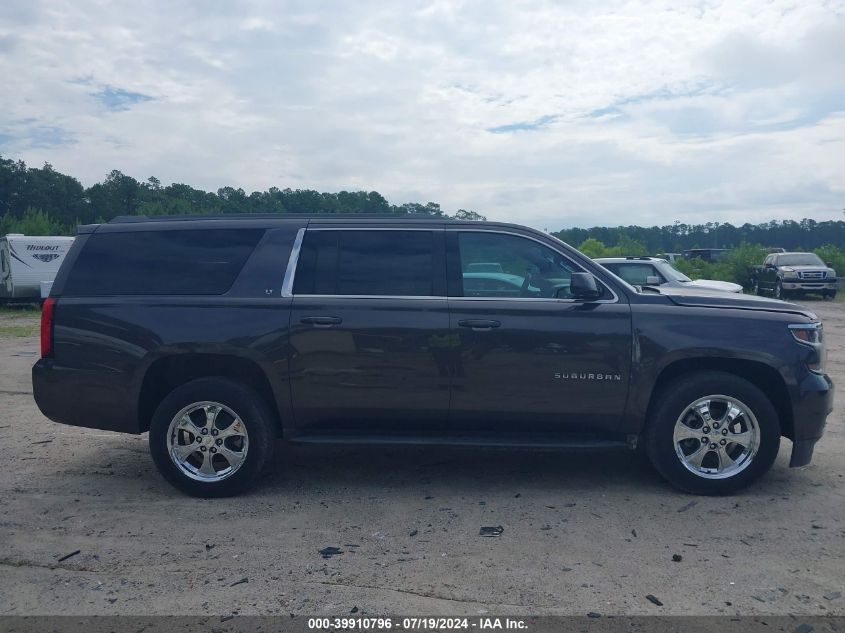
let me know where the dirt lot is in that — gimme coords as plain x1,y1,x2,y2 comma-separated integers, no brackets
0,302,842,617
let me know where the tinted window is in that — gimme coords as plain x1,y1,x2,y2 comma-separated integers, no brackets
777,253,825,267
294,230,436,296
1,249,6,273
64,229,263,295
457,232,580,298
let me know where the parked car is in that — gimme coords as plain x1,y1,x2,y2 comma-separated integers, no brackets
655,252,682,263
462,272,542,297
752,252,837,300
683,248,728,262
595,257,743,293
0,234,75,303
465,262,504,273
33,215,832,497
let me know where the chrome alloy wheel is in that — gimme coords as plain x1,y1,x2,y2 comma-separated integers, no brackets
673,395,760,479
166,401,249,482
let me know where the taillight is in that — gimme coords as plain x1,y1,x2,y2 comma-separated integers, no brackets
40,297,56,358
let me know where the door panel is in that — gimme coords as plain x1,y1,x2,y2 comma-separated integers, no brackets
288,227,449,434
448,230,632,435
448,300,632,434
761,257,776,289
289,297,451,433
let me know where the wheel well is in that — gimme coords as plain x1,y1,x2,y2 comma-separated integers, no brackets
648,358,794,439
138,354,282,434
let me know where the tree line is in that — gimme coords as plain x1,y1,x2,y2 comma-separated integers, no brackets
553,219,845,254
2,155,843,255
0,155,485,235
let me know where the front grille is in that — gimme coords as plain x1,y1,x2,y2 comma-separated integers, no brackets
799,271,824,279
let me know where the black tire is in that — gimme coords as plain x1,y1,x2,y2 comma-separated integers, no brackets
752,278,762,296
148,378,275,497
823,290,837,300
645,371,780,495
774,280,785,300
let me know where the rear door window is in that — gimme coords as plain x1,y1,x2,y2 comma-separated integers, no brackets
63,229,264,295
293,230,438,297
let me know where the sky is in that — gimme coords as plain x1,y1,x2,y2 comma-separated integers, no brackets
1,0,844,230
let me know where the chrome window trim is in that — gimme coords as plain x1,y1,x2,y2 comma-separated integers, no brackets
448,228,619,304
281,227,305,298
447,295,618,304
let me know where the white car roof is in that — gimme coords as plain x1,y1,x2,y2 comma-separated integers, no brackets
594,257,662,263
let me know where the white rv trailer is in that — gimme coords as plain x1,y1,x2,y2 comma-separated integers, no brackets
0,234,75,301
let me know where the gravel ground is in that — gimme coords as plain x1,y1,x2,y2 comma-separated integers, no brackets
0,301,842,617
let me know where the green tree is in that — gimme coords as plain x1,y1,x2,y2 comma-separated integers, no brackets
452,209,487,221
607,236,648,256
814,245,845,277
578,238,608,258
0,207,68,235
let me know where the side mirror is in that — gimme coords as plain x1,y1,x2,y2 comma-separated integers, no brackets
826,262,834,268
569,272,601,300
645,275,661,285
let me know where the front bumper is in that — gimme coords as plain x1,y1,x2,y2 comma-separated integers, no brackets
782,281,837,291
788,371,834,467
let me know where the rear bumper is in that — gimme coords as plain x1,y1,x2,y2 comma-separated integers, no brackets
788,371,834,467
32,359,141,434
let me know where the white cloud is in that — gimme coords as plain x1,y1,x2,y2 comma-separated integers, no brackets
0,0,843,229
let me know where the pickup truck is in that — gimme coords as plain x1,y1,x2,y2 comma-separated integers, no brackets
32,215,833,497
752,252,837,300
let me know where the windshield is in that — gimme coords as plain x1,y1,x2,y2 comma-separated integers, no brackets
655,260,692,283
778,253,825,267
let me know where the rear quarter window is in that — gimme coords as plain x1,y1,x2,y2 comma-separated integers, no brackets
63,229,264,296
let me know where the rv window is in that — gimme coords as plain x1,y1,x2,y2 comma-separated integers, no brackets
63,229,263,295
0,249,6,273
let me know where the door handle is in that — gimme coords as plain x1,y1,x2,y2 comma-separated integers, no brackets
457,319,501,331
301,316,343,328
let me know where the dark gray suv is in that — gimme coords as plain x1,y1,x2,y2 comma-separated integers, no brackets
33,215,833,496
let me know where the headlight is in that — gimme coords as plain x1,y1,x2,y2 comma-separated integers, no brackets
829,269,837,278
789,323,825,372
781,267,798,279
789,323,822,344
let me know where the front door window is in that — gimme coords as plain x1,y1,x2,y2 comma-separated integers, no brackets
456,232,579,299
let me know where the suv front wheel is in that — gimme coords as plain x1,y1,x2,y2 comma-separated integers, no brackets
645,371,780,495
149,378,275,497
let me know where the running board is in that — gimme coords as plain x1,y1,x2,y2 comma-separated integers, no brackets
289,434,634,451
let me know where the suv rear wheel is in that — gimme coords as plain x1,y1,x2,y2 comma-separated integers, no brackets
148,378,275,497
645,371,780,494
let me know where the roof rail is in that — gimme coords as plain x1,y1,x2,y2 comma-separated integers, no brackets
108,213,449,224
